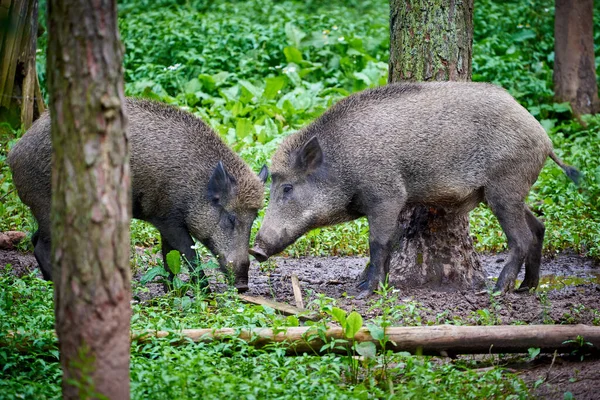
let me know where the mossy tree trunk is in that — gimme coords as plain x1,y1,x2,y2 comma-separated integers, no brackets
0,0,45,130
554,0,599,116
48,0,130,398
387,0,484,290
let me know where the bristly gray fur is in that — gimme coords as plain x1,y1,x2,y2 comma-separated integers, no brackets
8,98,264,286
257,81,577,296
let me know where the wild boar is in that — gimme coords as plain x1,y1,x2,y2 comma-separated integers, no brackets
250,82,579,297
8,98,267,292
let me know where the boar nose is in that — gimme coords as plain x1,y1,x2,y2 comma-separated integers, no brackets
249,246,269,262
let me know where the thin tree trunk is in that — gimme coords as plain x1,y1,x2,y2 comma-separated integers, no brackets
387,0,484,290
554,0,599,116
0,0,44,130
47,0,130,398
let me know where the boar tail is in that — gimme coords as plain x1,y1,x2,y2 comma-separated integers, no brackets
549,152,581,185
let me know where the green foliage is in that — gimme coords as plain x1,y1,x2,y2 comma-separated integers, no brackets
0,274,531,399
1,0,599,396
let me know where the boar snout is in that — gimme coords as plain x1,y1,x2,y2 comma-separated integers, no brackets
234,273,250,293
249,246,270,262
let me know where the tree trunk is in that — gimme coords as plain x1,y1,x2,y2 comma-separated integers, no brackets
47,0,130,398
554,0,599,116
387,0,484,290
0,0,45,130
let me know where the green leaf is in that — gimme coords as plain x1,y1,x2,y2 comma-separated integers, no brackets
367,324,385,341
239,79,263,99
140,266,169,285
511,29,536,42
166,250,182,275
540,119,556,132
330,307,347,326
283,46,303,64
285,22,306,48
263,77,285,100
528,347,541,360
184,78,202,94
345,311,363,339
355,341,376,359
286,315,300,327
173,276,185,290
236,118,254,140
553,102,572,113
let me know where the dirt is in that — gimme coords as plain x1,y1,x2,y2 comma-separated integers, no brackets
2,248,599,398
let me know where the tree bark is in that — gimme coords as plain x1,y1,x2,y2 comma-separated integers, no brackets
554,0,599,116
134,325,600,356
47,0,130,399
387,0,484,290
0,0,45,130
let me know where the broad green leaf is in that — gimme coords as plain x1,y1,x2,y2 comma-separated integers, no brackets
330,307,347,326
367,324,385,341
173,276,185,290
198,74,216,92
345,311,363,339
283,46,303,64
553,102,572,113
184,78,202,94
140,266,169,285
166,250,182,275
540,119,556,132
285,22,306,48
239,79,263,99
511,29,536,42
355,341,376,359
263,77,285,100
236,118,254,140
286,315,300,327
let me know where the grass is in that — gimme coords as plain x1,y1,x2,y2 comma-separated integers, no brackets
1,0,600,398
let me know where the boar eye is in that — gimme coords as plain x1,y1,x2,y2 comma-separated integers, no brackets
282,184,293,194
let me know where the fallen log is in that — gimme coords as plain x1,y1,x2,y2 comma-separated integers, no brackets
5,325,600,356
133,324,600,356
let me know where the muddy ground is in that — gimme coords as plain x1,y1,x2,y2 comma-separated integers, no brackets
2,249,599,399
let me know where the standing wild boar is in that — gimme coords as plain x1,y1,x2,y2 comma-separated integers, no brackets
8,98,267,292
250,82,579,297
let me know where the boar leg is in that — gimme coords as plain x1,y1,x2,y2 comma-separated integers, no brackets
32,228,52,281
518,208,545,291
357,201,404,298
488,198,533,293
158,224,207,288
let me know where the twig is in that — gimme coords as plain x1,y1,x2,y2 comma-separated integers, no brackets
291,273,304,309
0,189,16,201
545,349,558,381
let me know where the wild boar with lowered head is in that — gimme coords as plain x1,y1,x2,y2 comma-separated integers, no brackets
250,82,579,297
8,98,267,292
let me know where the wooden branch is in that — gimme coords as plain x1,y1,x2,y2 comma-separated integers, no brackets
238,294,320,321
131,325,600,356
5,325,600,356
291,274,304,309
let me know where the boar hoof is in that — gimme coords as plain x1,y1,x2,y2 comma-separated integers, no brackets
249,247,269,262
515,285,535,293
356,278,369,291
235,283,249,293
356,289,374,300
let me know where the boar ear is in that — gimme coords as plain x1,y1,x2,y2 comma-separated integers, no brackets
297,136,323,173
208,161,236,206
258,164,269,184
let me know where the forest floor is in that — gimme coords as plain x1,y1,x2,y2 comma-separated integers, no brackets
2,248,599,399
